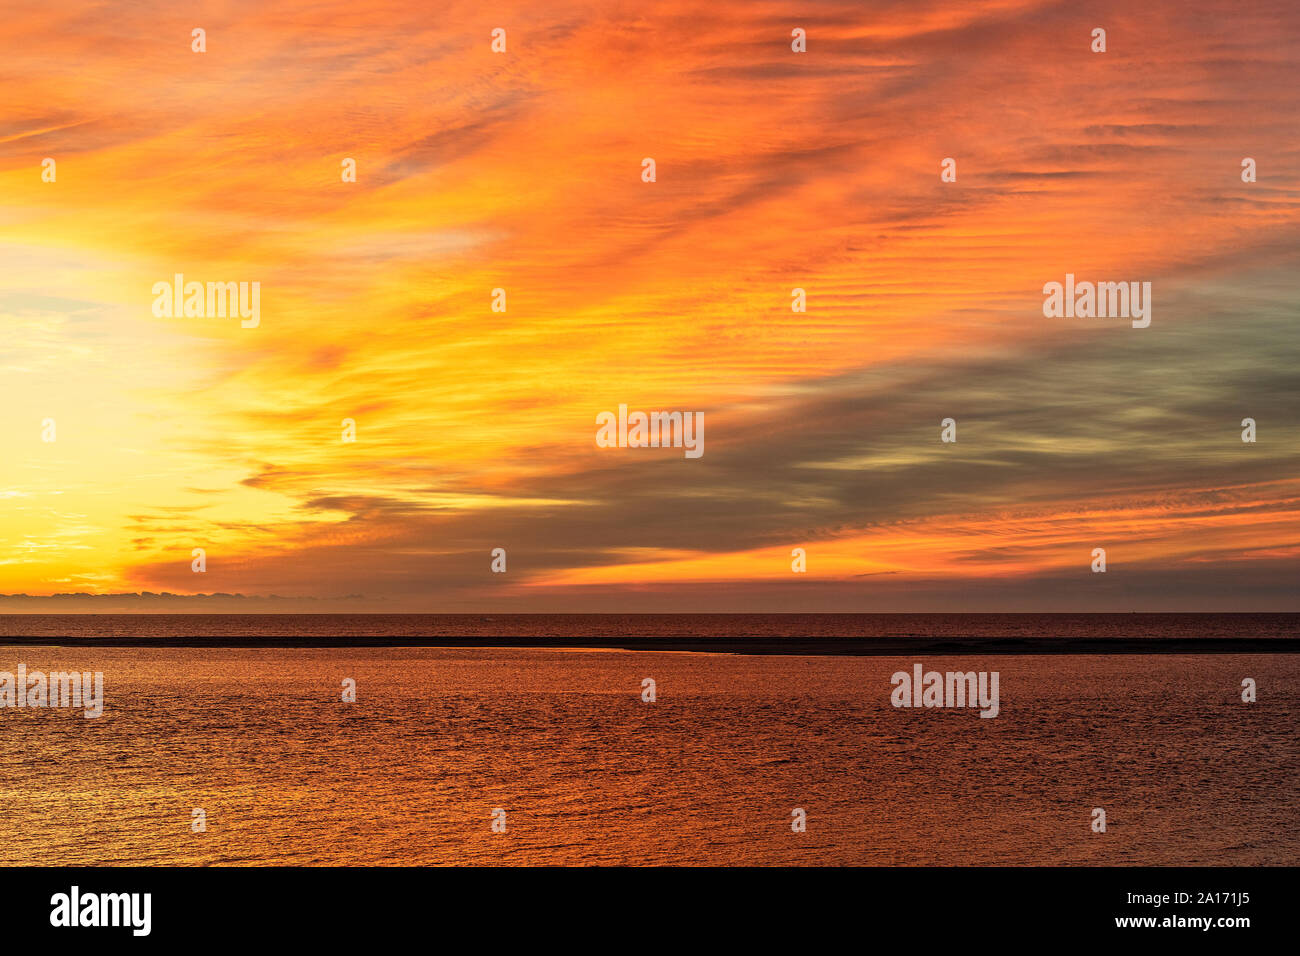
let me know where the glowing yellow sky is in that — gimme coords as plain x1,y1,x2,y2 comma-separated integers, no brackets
1,0,1297,610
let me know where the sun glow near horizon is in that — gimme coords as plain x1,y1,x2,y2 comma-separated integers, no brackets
1,0,1298,611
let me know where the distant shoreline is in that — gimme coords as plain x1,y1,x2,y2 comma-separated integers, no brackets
2,636,1297,655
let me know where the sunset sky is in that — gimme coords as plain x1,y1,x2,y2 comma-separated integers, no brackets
1,0,1297,611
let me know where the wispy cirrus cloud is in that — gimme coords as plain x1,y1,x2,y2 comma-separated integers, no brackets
0,0,1296,608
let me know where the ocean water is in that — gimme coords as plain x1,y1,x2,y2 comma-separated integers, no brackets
1,615,1295,865
2,612,1298,640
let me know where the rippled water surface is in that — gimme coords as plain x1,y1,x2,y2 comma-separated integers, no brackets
1,645,1295,865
